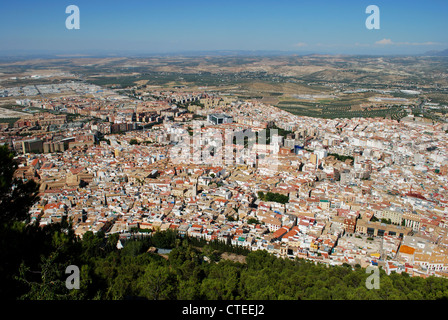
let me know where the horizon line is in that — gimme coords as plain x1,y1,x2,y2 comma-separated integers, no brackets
0,48,447,59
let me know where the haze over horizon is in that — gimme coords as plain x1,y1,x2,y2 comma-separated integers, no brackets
0,0,447,57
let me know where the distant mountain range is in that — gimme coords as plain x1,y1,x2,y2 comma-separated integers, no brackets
423,49,448,56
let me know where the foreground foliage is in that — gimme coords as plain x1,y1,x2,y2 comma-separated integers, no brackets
2,227,448,300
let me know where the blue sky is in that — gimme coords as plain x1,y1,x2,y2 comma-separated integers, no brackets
0,0,447,55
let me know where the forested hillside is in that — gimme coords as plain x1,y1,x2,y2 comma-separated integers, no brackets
2,226,448,300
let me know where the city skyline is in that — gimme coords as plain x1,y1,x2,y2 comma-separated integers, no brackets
1,0,447,56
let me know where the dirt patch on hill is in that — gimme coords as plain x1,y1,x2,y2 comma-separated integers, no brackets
221,252,247,264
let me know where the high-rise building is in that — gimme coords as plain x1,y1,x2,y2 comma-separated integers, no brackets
22,139,43,154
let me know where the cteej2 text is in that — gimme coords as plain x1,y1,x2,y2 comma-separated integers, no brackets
182,304,265,317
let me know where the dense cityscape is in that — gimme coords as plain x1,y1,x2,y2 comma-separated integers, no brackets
2,1,448,309
2,78,448,280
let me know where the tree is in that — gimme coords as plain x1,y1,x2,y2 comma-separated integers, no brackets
121,239,146,257
16,253,69,300
150,229,177,249
138,263,176,300
247,218,260,225
81,231,105,260
0,145,43,299
200,262,240,299
257,191,289,204
0,145,40,224
203,244,220,262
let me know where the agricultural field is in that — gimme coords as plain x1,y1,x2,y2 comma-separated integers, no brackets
1,54,447,121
